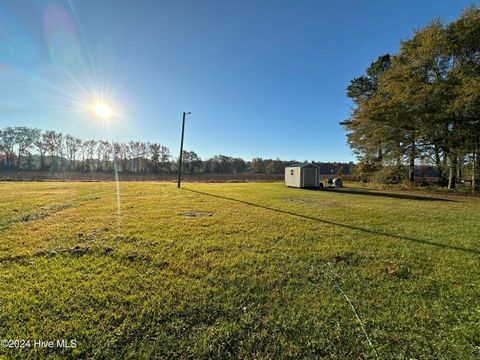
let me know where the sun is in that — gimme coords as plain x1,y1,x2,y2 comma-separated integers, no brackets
92,102,113,119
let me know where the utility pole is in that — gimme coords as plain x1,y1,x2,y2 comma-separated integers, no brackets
177,111,191,188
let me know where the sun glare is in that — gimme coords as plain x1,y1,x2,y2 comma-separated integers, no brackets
92,102,113,119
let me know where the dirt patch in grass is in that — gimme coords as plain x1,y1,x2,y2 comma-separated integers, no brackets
77,227,110,242
385,262,414,280
34,245,91,258
331,252,359,265
3,202,74,228
80,195,102,202
0,245,92,264
178,211,214,217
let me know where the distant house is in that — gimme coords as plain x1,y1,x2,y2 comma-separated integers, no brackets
284,164,319,188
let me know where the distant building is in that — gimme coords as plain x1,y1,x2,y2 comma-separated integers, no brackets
284,164,319,188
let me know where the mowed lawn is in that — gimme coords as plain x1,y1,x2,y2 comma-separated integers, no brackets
0,181,479,359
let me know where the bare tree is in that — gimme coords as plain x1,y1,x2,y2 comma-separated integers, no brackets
96,141,106,171
13,127,39,169
42,131,63,169
100,141,112,171
65,135,82,170
0,127,16,168
34,134,48,171
85,140,97,172
0,127,182,175
149,143,161,172
79,140,89,171
114,142,129,172
129,141,145,173
159,145,171,171
138,142,148,173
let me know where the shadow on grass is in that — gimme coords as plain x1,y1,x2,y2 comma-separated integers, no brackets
184,188,479,256
311,187,456,202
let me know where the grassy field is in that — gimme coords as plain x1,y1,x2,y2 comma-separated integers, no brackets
0,181,479,359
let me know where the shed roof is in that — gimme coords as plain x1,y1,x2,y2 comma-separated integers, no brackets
286,163,319,169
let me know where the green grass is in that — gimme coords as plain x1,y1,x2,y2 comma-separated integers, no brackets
0,181,479,359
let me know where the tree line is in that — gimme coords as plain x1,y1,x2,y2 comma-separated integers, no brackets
342,6,479,190
0,126,352,175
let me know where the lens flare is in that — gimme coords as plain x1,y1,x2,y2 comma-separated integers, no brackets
1,2,126,236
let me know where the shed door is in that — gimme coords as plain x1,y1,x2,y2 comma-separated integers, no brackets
302,168,317,187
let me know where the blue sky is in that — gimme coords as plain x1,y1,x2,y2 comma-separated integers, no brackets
0,0,476,162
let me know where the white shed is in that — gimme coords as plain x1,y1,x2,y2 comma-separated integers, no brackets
285,164,320,188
